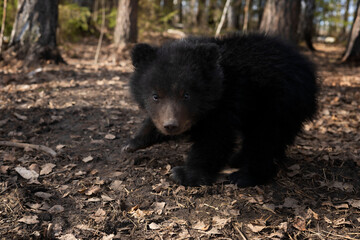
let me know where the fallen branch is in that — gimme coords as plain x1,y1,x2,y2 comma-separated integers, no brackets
0,141,57,157
215,0,231,37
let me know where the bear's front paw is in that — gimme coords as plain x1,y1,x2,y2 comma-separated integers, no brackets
229,170,270,188
170,166,215,186
121,140,139,153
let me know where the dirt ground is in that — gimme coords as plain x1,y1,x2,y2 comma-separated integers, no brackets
1,38,360,240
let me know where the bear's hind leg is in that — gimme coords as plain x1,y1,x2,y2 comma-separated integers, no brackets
171,121,236,186
229,132,287,187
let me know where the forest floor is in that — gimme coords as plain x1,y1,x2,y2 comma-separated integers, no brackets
0,37,360,240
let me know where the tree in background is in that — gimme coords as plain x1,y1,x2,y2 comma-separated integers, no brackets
342,0,360,63
9,0,64,66
243,0,252,32
260,0,301,43
114,0,138,47
303,0,316,51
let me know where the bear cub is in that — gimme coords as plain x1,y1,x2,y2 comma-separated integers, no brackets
123,34,318,187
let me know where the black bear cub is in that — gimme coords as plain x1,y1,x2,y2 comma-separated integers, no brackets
123,34,318,187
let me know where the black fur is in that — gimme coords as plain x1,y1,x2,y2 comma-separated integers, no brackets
124,33,318,187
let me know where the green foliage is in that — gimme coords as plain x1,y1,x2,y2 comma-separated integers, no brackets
0,0,18,38
107,7,117,29
58,3,91,42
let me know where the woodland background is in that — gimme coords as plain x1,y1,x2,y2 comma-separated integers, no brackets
0,0,360,240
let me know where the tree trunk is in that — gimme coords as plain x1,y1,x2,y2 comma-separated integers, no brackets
227,0,237,30
257,0,265,29
197,0,206,28
303,0,316,51
242,0,252,32
9,0,64,66
340,0,351,39
342,0,360,63
259,0,301,43
114,0,138,47
174,0,183,25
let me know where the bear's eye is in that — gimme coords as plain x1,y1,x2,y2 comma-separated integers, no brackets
183,92,190,100
152,94,159,101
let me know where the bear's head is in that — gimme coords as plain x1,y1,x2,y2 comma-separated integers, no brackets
130,41,224,135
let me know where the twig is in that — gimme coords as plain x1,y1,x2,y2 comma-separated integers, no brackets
215,0,231,37
233,223,248,240
0,0,7,54
321,230,359,240
0,141,57,157
94,0,105,64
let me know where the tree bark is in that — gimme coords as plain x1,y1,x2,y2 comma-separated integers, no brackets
114,0,138,47
9,0,64,66
342,0,360,63
257,0,265,29
227,0,237,30
303,0,316,51
340,0,351,39
242,0,252,32
259,0,301,43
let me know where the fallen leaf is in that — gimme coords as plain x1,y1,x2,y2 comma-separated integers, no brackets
347,199,360,209
247,223,266,233
206,227,222,235
26,203,42,210
152,202,166,215
56,144,66,150
18,215,39,224
14,112,28,120
149,222,161,230
292,216,306,231
35,192,52,200
15,166,39,180
101,194,114,202
40,163,56,175
102,234,114,240
58,234,77,240
110,180,124,192
105,134,116,140
85,186,101,196
152,179,170,192
0,165,10,174
75,170,86,176
306,208,319,220
48,205,64,213
87,197,101,202
82,155,93,163
91,208,106,223
192,221,210,231
212,216,231,229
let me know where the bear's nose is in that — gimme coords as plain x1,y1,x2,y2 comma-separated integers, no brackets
163,120,179,131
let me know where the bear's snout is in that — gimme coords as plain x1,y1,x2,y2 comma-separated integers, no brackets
163,119,179,132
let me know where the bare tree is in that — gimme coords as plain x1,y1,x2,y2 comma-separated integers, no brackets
114,0,138,47
342,0,360,63
227,0,241,30
303,0,316,51
260,0,301,43
340,0,351,39
243,0,252,32
9,0,64,66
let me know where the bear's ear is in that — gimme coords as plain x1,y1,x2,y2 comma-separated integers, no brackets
131,43,157,68
195,43,220,64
